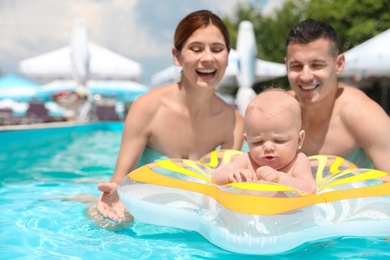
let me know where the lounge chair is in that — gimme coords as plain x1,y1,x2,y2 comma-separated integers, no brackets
26,102,58,123
95,104,121,121
0,108,33,125
0,108,13,125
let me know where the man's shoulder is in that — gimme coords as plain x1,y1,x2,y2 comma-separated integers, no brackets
337,84,384,122
340,84,366,97
338,85,373,105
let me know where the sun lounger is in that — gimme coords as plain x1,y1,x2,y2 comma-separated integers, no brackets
0,108,33,125
26,102,66,123
95,104,121,121
0,108,13,125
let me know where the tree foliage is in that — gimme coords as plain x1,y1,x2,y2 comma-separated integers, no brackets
304,0,390,51
221,0,390,92
224,0,389,60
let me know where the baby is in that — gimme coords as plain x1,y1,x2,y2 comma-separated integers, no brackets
212,88,316,194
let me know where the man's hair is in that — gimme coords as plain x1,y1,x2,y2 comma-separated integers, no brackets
285,18,340,57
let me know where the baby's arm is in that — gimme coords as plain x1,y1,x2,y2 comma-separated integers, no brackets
279,153,316,193
255,166,281,183
212,153,257,184
256,153,316,194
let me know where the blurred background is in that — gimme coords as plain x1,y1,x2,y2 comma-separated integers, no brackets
0,0,389,124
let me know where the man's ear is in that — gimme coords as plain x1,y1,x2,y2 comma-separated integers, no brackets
172,47,181,66
284,57,288,72
336,53,345,75
298,130,305,149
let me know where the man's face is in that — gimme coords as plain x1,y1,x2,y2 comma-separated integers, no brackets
285,38,344,105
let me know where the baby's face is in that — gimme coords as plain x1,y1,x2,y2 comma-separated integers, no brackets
245,113,303,170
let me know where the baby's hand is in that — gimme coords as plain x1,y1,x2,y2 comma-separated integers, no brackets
228,169,257,182
256,166,281,183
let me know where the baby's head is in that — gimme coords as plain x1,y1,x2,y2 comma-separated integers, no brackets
244,88,305,169
245,88,302,133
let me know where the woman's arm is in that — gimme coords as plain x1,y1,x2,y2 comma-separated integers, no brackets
110,97,153,184
96,92,158,221
220,109,245,151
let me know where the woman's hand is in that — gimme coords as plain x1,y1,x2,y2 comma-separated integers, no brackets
97,182,132,223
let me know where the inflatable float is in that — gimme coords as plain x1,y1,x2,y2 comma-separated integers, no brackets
118,149,390,255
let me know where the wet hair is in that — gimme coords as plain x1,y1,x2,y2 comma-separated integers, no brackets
285,18,340,57
174,10,230,53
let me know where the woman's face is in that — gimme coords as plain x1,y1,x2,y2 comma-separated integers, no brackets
173,24,229,89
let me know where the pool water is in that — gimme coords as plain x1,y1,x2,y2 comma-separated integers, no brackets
1,123,390,259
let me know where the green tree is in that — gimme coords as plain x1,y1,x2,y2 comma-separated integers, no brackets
222,0,307,92
222,0,390,92
305,0,390,51
225,0,390,59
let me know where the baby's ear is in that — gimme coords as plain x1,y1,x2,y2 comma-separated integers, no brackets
297,130,305,149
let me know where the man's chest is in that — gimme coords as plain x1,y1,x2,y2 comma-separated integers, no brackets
301,120,356,156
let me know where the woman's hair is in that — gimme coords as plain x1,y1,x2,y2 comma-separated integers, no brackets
174,10,230,53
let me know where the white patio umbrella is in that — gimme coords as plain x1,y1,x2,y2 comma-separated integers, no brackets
341,28,390,79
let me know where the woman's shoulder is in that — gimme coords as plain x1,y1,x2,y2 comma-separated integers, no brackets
214,95,241,115
133,84,176,108
139,84,175,100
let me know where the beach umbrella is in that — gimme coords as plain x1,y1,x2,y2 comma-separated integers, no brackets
0,74,39,101
37,79,149,102
88,80,149,101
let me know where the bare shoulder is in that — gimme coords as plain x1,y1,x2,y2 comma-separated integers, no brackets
338,84,389,126
295,152,311,167
130,84,176,114
124,85,177,132
338,85,381,114
297,151,309,160
215,95,243,120
216,96,245,133
287,89,296,97
340,85,371,102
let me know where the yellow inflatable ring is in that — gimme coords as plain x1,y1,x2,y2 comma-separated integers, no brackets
118,149,390,255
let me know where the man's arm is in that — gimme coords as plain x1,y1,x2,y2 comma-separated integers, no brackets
345,88,390,172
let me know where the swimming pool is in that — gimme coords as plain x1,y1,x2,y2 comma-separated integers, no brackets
1,122,390,259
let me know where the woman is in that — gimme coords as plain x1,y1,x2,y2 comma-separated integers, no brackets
97,10,245,223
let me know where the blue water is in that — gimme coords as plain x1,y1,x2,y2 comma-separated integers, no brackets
1,123,390,259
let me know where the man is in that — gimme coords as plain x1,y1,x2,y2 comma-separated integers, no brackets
284,18,390,172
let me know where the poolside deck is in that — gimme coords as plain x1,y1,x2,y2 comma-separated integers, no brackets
0,120,86,131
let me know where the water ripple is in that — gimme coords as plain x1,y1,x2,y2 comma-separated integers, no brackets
2,128,390,259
